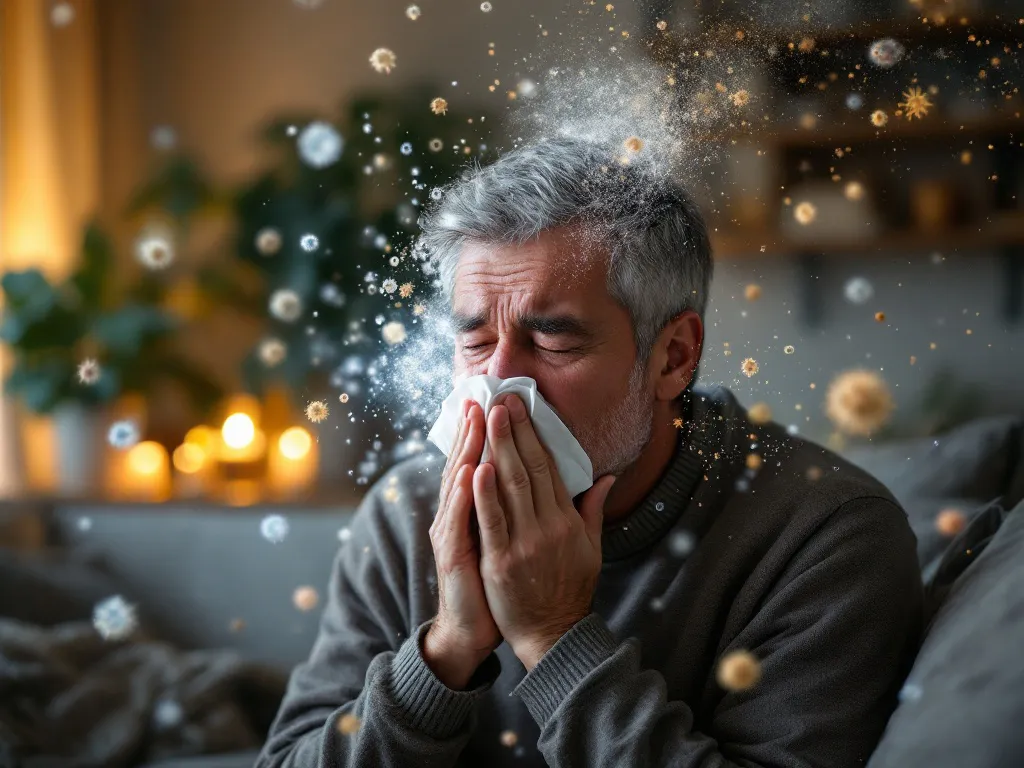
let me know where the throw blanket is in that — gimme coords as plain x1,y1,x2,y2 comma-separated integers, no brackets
0,618,286,767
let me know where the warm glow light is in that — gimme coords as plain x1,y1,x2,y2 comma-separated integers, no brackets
279,427,312,460
127,441,165,475
223,413,255,449
185,426,216,451
172,443,206,474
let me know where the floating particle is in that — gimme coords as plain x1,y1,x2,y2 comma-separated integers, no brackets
794,201,817,225
844,181,865,201
806,466,823,481
868,38,905,68
844,276,874,305
293,586,320,611
373,153,391,171
405,4,421,20
874,311,886,322
338,713,362,735
255,227,283,256
269,289,303,322
412,303,426,315
500,730,518,748
960,150,972,165
108,420,140,450
899,682,923,703
77,358,101,385
746,454,762,470
77,516,93,532
399,282,414,298
898,86,933,120
668,530,696,557
798,37,815,53
672,417,684,428
388,255,401,268
298,121,343,168
306,400,329,423
93,595,137,641
430,97,448,115
400,142,413,156
656,20,667,30
825,369,894,437
717,650,762,691
229,618,246,632
369,48,397,74
936,508,967,537
51,2,75,27
382,278,398,295
338,526,352,542
741,358,759,377
135,230,175,270
428,138,444,152
730,90,750,107
654,501,665,512
153,698,183,730
258,338,287,367
870,110,888,127
339,393,350,404
517,79,538,99
623,136,644,153
150,125,178,150
383,486,400,503
480,1,492,10
649,596,665,612
260,514,290,544
300,234,320,252
747,402,772,425
784,345,795,355
845,92,865,110
382,321,407,346
744,284,761,301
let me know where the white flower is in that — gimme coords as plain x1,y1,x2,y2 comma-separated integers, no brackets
269,289,303,322
297,121,343,168
93,595,137,640
108,420,140,450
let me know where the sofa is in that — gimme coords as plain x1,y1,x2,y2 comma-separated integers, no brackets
1,415,1022,767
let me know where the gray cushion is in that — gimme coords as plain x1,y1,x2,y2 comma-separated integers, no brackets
867,502,1024,767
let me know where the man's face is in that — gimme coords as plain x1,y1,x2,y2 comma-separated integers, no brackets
450,226,655,478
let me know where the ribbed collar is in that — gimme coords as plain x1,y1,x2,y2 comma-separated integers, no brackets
600,387,737,562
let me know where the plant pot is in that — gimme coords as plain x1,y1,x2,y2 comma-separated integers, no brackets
52,402,103,497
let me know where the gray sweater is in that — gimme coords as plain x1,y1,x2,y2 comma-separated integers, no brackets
257,386,924,767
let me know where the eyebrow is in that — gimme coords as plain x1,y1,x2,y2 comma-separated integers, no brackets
451,310,597,341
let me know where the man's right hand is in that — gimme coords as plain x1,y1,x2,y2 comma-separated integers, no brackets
424,399,502,690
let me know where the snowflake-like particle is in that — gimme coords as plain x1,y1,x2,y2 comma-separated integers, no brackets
369,48,397,74
844,276,874,305
730,90,750,107
135,231,175,270
300,234,320,252
258,338,287,367
898,86,933,120
77,358,101,385
382,321,407,346
741,358,759,378
93,595,137,641
399,282,414,298
868,38,905,68
306,400,329,423
269,289,303,322
405,4,421,20
108,420,140,450
297,121,343,168
870,110,888,127
260,514,290,544
255,227,283,256
382,278,398,295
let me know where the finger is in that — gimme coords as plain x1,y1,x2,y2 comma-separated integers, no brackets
436,400,472,533
473,462,509,552
444,465,476,558
487,402,538,535
503,394,562,523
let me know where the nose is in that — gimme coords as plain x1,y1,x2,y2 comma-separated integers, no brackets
484,337,535,382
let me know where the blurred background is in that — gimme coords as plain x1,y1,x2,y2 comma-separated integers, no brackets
0,0,1021,761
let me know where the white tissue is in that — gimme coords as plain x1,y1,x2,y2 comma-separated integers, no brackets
427,375,594,498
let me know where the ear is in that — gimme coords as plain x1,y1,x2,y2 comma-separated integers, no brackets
653,310,703,401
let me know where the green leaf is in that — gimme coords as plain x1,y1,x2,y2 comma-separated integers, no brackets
69,222,114,308
3,358,74,414
1,269,57,318
91,305,179,356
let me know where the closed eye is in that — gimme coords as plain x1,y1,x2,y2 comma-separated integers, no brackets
462,344,578,355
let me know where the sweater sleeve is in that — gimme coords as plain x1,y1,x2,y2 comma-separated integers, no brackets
511,497,924,768
256,482,503,768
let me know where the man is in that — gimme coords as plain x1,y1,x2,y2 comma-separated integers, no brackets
257,137,923,767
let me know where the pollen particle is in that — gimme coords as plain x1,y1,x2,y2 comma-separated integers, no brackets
77,358,101,385
844,181,865,201
499,730,518,747
741,358,759,377
337,713,361,735
717,650,762,691
825,369,894,437
898,86,933,120
730,89,750,107
405,4,421,20
369,47,397,74
747,402,772,425
936,508,967,537
339,393,350,404
430,97,448,115
870,109,888,127
784,345,795,355
306,400,329,423
656,20,667,30
875,311,886,322
399,282,414,298
623,136,644,153
672,417,684,429
746,454,762,470
744,283,762,301
293,586,320,611
794,201,817,225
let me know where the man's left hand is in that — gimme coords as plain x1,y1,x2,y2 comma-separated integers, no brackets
472,393,617,671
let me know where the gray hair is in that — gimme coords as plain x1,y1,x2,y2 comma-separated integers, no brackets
417,136,713,390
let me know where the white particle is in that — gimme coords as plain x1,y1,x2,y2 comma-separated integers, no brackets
300,234,320,252
93,595,137,641
297,121,343,168
107,420,140,450
338,526,352,542
844,276,874,305
655,501,665,512
400,142,413,155
668,530,696,557
260,514,290,544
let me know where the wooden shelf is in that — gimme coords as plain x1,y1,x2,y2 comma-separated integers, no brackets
711,214,1024,259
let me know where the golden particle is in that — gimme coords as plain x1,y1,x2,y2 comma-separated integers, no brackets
500,730,518,747
806,466,823,481
430,97,448,115
798,37,815,53
623,136,644,153
936,509,967,537
717,650,762,691
794,201,817,225
898,86,933,120
656,20,667,30
747,402,772,425
605,3,613,10
399,282,414,298
293,586,320,611
383,486,400,503
744,283,762,301
306,400,329,423
870,109,888,127
741,357,759,377
369,48,397,74
910,355,917,365
730,89,750,107
844,181,865,201
412,303,426,316
825,369,894,437
746,454,762,470
672,417,684,428
875,311,886,322
961,150,973,164
339,393,350,404
338,714,361,735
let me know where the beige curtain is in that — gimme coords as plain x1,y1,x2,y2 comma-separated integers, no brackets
0,0,101,493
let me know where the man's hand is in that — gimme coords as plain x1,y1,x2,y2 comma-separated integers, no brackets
472,394,617,671
425,399,502,690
